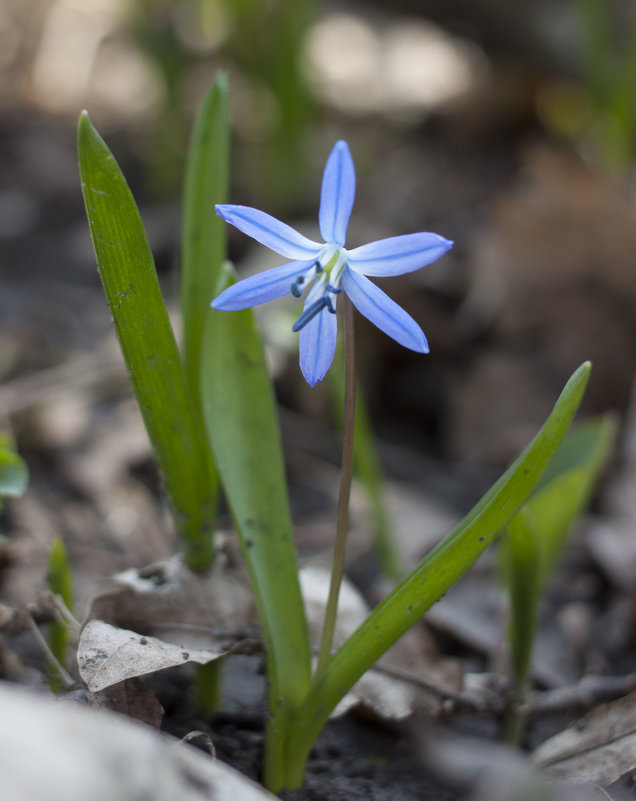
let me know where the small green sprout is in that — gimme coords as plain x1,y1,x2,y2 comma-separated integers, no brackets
501,415,616,744
47,537,74,693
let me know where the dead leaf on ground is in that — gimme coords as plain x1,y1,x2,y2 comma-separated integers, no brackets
77,619,258,692
89,676,164,727
420,721,599,801
0,683,276,801
532,689,636,785
88,548,255,634
80,553,462,720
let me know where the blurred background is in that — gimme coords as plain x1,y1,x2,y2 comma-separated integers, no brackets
1,0,636,524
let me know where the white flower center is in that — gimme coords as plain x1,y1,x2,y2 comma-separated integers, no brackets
290,244,347,332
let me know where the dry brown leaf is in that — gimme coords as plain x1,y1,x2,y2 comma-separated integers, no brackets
80,556,461,720
532,690,636,784
420,723,599,801
290,565,415,719
0,684,276,801
89,676,164,726
77,619,257,692
88,549,255,633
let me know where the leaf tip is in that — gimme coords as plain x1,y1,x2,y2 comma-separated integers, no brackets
215,70,230,93
78,110,91,132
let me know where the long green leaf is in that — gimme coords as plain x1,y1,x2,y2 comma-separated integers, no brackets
501,413,614,742
503,417,615,672
181,73,229,412
78,112,215,570
285,362,591,783
201,269,311,790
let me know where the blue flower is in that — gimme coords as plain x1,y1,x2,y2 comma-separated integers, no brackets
211,141,453,386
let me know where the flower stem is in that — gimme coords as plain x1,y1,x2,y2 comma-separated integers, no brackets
313,295,356,683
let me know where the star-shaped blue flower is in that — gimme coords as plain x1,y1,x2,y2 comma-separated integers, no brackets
211,141,453,386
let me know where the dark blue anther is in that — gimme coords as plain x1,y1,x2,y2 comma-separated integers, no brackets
325,284,341,313
290,276,304,298
292,297,330,332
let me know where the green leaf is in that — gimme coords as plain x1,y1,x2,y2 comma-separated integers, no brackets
77,112,215,570
501,509,542,693
501,414,614,742
181,73,229,414
201,268,311,790
285,362,591,783
47,536,74,692
0,434,28,500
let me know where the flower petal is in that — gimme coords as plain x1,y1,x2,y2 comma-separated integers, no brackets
341,268,428,353
347,232,453,277
216,204,322,260
319,141,355,247
299,304,338,386
211,259,315,310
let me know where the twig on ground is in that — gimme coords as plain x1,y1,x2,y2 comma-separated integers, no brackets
522,673,636,718
26,614,75,689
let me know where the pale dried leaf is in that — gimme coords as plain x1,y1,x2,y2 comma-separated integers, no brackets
88,549,255,632
586,519,636,593
300,565,414,718
532,690,636,784
383,480,460,564
78,619,255,692
0,684,275,801
586,378,636,590
421,724,599,801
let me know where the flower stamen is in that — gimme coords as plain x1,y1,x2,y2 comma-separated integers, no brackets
292,298,331,331
292,283,342,331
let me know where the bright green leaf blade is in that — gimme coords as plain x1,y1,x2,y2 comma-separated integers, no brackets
285,362,591,780
201,270,311,790
0,437,28,498
181,73,229,411
77,112,215,570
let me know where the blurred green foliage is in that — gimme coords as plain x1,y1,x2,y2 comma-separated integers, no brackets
574,0,636,172
125,0,315,198
0,433,28,513
47,536,74,692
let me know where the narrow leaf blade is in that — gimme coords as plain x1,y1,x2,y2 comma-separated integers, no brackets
181,73,229,409
201,270,311,788
286,362,591,780
78,112,215,570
